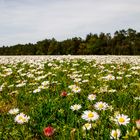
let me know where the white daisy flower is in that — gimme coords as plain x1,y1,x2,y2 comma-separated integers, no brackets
33,88,41,93
16,82,26,87
84,73,90,76
99,86,108,93
108,89,117,93
82,123,92,130
110,129,121,139
70,104,81,111
9,108,19,115
134,96,140,100
81,110,99,122
74,78,81,83
68,85,76,89
88,94,96,101
114,114,130,125
48,63,53,67
41,81,50,86
102,74,115,81
27,73,34,78
94,101,109,110
39,85,49,89
116,76,122,80
0,86,3,91
82,79,89,83
14,113,30,124
71,86,81,93
118,71,124,75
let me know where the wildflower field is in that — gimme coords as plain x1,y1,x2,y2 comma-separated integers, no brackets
0,56,140,140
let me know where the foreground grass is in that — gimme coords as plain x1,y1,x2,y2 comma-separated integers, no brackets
0,58,140,140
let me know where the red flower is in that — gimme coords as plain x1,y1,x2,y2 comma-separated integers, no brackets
61,91,67,97
136,119,140,129
44,126,55,137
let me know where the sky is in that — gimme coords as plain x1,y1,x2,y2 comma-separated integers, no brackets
0,0,140,46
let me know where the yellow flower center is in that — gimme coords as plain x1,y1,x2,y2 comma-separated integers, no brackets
98,104,103,109
74,106,78,110
118,117,125,123
85,123,90,128
113,131,118,138
88,112,94,118
18,116,26,122
75,88,78,90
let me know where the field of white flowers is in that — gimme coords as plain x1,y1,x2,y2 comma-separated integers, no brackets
0,56,140,140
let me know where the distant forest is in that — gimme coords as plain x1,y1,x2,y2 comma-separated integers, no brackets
0,28,140,55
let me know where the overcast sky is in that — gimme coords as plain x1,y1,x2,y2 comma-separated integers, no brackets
0,0,140,46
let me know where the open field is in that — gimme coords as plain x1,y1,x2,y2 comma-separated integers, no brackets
0,56,140,139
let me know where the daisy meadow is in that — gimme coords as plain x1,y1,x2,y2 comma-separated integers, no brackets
114,114,130,125
81,110,99,122
15,113,30,124
110,129,121,139
1,56,140,139
70,104,81,111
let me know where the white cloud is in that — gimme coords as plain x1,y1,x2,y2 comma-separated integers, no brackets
0,0,140,46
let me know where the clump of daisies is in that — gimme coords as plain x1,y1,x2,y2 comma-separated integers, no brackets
14,113,30,124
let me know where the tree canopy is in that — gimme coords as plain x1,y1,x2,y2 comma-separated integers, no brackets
0,28,140,55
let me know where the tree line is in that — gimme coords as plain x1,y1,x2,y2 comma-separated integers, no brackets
0,28,140,55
